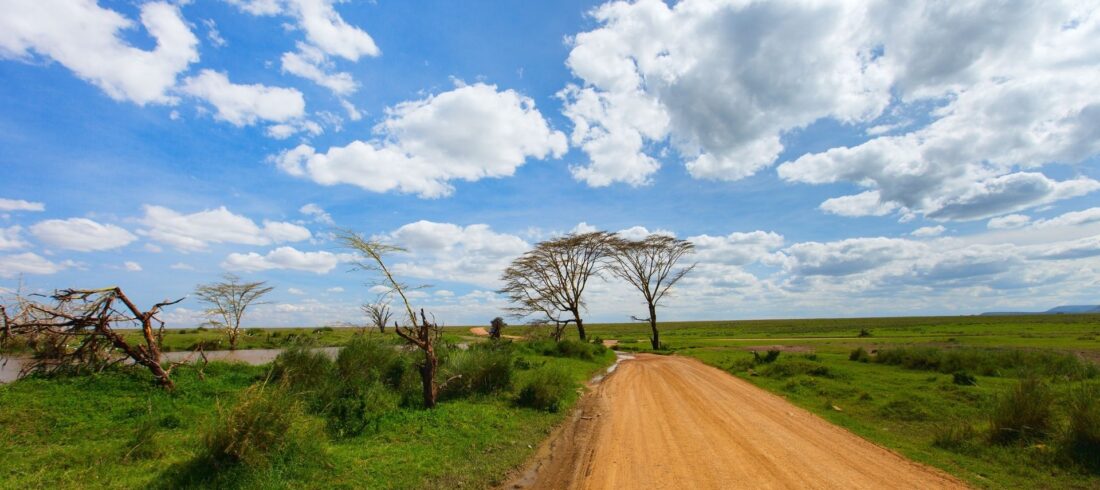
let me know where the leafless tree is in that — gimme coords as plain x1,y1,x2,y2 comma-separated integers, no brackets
608,235,696,350
362,296,393,333
193,273,273,351
499,231,614,341
338,229,443,408
0,287,183,389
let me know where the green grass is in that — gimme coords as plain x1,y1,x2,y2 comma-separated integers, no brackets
0,344,615,489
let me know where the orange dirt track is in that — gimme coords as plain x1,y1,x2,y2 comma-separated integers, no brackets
509,354,967,490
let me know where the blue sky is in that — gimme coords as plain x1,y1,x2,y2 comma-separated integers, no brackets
2,0,1099,326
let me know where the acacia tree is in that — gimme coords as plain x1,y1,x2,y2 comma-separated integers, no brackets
608,235,696,350
0,287,183,389
362,296,393,333
499,231,614,341
193,274,273,351
489,317,506,339
338,229,443,408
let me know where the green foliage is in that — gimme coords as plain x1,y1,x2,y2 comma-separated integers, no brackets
858,328,873,338
932,421,978,451
199,383,326,471
878,398,931,421
1062,382,1100,470
873,347,1096,379
752,349,781,364
272,347,334,407
523,339,607,361
952,371,977,386
441,343,515,399
849,347,871,362
516,365,574,412
757,357,832,379
990,376,1056,444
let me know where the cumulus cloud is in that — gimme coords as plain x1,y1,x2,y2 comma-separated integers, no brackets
0,198,45,212
0,0,198,105
563,0,1100,221
911,225,945,238
30,218,137,251
987,214,1031,230
181,70,307,127
274,82,567,198
0,252,71,278
281,42,357,95
1033,207,1100,229
379,220,531,287
0,226,28,251
299,203,334,225
140,205,311,251
124,261,142,272
222,246,350,274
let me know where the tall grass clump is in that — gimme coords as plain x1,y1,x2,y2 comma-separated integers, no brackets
200,383,325,471
990,375,1055,444
516,365,574,412
440,342,515,399
874,347,1096,378
272,347,334,409
524,339,606,361
1062,382,1100,470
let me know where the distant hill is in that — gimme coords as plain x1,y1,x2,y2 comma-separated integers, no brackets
981,305,1100,316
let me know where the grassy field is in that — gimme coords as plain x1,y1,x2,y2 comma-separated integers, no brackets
0,339,615,489
573,314,1100,488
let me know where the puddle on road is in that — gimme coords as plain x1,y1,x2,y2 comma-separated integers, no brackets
589,351,634,384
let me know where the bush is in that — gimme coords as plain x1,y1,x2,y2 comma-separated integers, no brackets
878,398,931,421
313,326,334,333
272,348,334,398
325,381,398,437
952,371,977,386
1062,382,1100,469
440,343,514,399
990,375,1055,444
874,347,1096,379
517,365,574,412
849,347,871,362
932,421,978,451
753,350,781,364
200,384,325,470
336,337,404,387
524,339,606,361
858,328,873,338
758,358,832,379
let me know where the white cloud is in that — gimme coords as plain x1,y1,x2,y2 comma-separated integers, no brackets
988,214,1031,230
911,225,946,238
380,220,531,288
0,1,198,105
1034,207,1100,229
275,82,567,198
688,231,784,266
30,218,137,251
140,205,311,251
169,262,194,270
281,42,356,95
181,70,306,127
222,246,350,274
819,191,898,217
0,226,28,251
299,203,334,225
124,261,142,272
327,286,344,293
0,198,45,212
203,19,226,47
287,287,306,295
0,252,71,278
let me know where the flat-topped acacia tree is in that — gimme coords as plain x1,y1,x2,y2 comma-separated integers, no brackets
607,235,696,350
338,229,443,408
194,273,273,351
499,231,614,341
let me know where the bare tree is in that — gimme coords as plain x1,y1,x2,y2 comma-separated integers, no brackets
193,274,273,351
0,287,183,389
608,235,696,350
337,229,443,408
361,297,393,333
499,231,614,341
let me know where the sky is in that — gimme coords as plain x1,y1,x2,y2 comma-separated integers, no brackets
1,0,1099,327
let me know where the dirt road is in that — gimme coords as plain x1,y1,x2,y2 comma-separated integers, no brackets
511,354,966,489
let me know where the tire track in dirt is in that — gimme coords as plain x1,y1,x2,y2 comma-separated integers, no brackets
507,354,967,489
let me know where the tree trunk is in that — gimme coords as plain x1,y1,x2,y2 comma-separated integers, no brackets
575,315,586,341
648,304,660,350
420,346,438,408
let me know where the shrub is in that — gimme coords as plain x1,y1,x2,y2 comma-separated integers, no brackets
849,347,870,362
517,365,574,412
196,326,209,332
932,421,978,451
952,371,977,386
272,348,334,409
874,347,1096,379
990,375,1055,444
753,349,781,364
440,344,514,399
200,384,324,470
758,358,831,379
336,337,403,387
878,398,931,421
524,339,606,360
858,328,873,338
245,328,264,337
313,326,334,333
325,381,398,437
1062,382,1100,469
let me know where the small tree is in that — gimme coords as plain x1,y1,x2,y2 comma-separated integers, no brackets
362,297,393,333
194,274,273,351
499,231,614,341
338,229,443,408
0,287,182,389
607,235,696,350
489,317,507,339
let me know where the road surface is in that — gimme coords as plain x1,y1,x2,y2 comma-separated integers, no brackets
509,354,966,489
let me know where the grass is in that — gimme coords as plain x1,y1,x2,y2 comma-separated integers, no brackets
0,341,615,489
